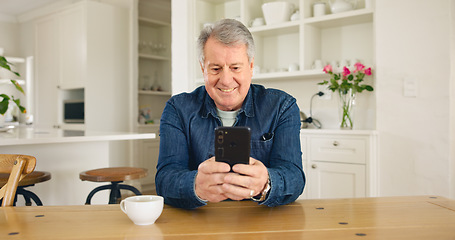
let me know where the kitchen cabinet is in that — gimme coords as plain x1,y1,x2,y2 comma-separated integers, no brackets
137,4,172,128
133,0,172,193
58,5,85,89
176,0,374,90
34,0,130,131
299,129,377,199
134,137,160,191
35,15,59,129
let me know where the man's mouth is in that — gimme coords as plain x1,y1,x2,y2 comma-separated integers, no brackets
219,88,235,93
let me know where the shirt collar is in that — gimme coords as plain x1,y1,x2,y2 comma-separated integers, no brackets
201,85,255,119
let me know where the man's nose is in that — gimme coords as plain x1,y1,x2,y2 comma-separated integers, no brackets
219,68,233,84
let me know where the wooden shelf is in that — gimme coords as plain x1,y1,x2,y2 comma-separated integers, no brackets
303,9,374,28
138,90,172,96
138,53,170,61
137,123,160,128
138,17,170,27
249,21,300,37
5,57,25,63
252,70,326,82
0,79,25,85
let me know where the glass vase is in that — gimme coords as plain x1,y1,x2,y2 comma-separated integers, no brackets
338,88,356,129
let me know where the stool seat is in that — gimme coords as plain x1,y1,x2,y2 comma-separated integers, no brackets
0,171,51,206
79,167,148,205
79,167,147,182
0,171,52,186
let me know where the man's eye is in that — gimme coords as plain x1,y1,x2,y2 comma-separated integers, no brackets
209,68,220,73
231,67,241,71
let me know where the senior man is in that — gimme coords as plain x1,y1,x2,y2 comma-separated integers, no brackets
156,19,305,209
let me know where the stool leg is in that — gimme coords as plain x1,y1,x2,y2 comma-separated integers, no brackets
118,184,143,196
85,185,113,205
18,188,43,206
109,182,122,204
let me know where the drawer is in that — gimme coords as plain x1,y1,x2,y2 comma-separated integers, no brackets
310,137,366,164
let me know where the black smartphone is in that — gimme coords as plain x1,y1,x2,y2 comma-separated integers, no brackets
214,126,251,168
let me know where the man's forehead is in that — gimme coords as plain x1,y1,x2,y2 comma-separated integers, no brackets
207,61,244,66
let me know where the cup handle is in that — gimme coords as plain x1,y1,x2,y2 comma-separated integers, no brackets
120,200,127,213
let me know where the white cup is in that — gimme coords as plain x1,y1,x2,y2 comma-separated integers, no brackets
120,195,164,225
313,60,324,70
313,2,326,17
288,63,299,72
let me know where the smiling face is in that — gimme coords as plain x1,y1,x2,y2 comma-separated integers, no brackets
201,37,254,111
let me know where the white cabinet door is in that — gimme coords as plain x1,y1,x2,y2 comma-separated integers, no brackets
308,161,366,199
136,139,159,192
58,5,85,89
35,15,59,129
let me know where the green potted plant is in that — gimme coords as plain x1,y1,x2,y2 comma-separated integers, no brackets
0,56,26,116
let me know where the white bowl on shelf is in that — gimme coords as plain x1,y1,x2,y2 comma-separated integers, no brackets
261,1,295,25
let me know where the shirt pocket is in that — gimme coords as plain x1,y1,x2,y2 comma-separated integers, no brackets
250,138,273,166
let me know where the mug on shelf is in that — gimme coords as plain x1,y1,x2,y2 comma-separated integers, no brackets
312,60,324,70
313,2,326,17
288,63,299,72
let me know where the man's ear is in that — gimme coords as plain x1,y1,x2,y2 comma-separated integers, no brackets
250,58,254,73
200,62,205,73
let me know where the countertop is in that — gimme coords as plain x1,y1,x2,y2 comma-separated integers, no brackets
300,128,377,135
0,126,156,146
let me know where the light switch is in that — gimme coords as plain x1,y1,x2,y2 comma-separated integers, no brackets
403,77,418,97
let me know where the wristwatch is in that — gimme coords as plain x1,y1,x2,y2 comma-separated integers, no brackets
251,178,271,202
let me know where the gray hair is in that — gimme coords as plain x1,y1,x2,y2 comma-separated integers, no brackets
197,19,255,65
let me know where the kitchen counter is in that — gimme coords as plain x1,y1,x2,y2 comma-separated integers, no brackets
0,126,156,206
300,128,377,135
0,126,155,146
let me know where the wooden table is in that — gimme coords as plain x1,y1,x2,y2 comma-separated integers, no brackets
1,196,454,239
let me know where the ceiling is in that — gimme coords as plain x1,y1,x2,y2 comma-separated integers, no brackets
0,0,60,16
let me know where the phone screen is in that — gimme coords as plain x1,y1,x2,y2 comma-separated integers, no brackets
214,126,251,168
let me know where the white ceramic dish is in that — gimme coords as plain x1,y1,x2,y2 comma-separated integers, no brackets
262,1,294,25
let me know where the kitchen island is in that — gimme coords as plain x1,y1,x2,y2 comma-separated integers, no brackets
0,126,155,206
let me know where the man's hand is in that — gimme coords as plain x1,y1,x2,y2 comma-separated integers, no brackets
195,157,231,202
221,158,269,201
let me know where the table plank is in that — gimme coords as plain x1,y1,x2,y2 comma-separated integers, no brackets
0,196,454,240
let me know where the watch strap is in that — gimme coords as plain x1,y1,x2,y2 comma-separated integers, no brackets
251,178,271,202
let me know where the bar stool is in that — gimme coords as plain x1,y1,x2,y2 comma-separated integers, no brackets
79,167,147,205
0,171,51,206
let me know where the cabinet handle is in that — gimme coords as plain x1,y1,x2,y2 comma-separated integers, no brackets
311,164,317,169
333,141,339,147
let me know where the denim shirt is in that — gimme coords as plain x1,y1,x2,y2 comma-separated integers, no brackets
156,84,305,209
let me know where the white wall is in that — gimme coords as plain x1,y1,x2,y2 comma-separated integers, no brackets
376,0,453,198
0,21,19,56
